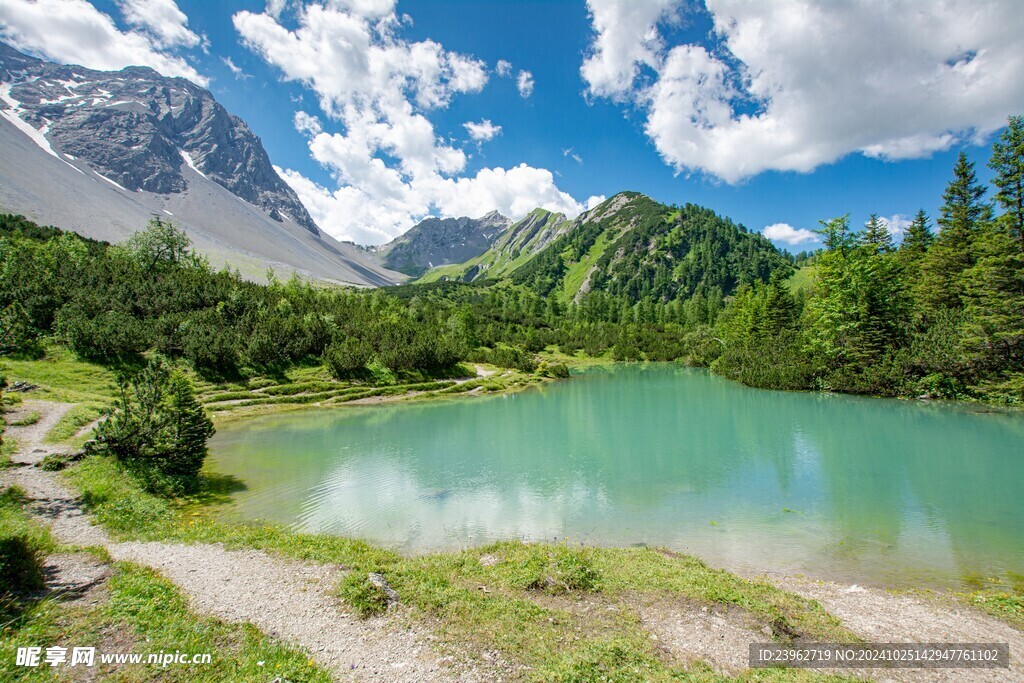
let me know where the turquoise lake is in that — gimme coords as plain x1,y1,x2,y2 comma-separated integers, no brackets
209,365,1024,588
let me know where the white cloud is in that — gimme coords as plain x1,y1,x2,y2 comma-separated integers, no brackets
516,70,534,98
0,0,207,85
280,162,585,244
463,119,502,142
562,147,583,165
586,195,607,210
763,223,817,246
240,2,584,243
582,0,1024,183
222,56,251,79
294,111,323,136
117,0,201,50
495,59,512,77
580,0,676,99
265,0,290,19
879,214,912,241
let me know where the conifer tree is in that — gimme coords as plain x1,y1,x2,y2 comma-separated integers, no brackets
861,213,894,253
989,115,1024,253
918,152,992,311
900,209,934,254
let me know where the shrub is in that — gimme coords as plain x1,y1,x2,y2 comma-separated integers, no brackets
56,304,151,360
489,344,537,372
87,356,214,493
323,337,373,379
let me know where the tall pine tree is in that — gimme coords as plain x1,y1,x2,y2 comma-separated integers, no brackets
989,115,1024,253
918,152,992,311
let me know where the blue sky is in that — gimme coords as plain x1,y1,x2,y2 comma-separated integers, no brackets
2,0,1022,246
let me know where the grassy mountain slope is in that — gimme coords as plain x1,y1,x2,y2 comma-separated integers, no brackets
417,208,570,283
430,192,790,305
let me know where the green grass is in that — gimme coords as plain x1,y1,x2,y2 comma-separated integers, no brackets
1,486,57,607
2,345,120,406
785,264,817,296
561,231,612,303
0,561,335,682
967,591,1024,629
44,404,104,446
7,411,40,427
0,436,16,470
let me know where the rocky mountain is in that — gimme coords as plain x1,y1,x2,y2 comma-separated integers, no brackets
375,210,512,276
0,42,402,286
421,192,790,304
417,207,570,283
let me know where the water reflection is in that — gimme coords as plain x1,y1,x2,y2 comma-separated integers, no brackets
210,365,1024,588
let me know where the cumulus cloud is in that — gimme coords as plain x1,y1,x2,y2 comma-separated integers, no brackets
0,0,206,84
580,0,676,99
280,162,583,244
463,119,502,142
516,70,534,98
495,59,512,77
763,223,817,246
586,195,607,210
237,2,584,243
582,0,1024,182
117,0,201,50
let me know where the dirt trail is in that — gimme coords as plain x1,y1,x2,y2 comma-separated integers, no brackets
2,401,472,682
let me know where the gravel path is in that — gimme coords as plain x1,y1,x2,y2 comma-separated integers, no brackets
2,401,471,682
757,575,1024,682
640,600,762,675
109,542,463,681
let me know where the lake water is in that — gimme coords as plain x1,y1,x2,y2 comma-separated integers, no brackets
209,365,1024,588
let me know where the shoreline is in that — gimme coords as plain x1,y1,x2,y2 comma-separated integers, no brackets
3,399,1022,681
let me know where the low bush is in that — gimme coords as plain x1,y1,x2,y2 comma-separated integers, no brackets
87,356,214,493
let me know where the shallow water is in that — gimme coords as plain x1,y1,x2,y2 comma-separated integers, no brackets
209,365,1024,588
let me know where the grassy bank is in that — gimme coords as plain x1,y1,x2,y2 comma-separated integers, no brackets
58,455,862,681
1,344,555,429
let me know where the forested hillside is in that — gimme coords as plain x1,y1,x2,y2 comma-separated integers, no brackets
510,193,788,307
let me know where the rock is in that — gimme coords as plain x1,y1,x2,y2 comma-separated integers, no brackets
367,572,400,605
478,553,501,567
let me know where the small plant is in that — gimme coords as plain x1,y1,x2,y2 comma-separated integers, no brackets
520,545,602,595
38,453,71,471
0,487,48,595
9,411,40,427
339,572,391,618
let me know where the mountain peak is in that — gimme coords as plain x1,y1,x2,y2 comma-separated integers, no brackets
0,42,319,235
478,209,509,223
375,212,513,277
